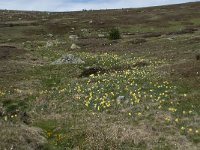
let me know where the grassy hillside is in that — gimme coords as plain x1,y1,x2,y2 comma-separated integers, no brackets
0,2,200,149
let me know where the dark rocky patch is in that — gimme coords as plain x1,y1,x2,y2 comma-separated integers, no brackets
142,32,162,38
20,112,31,125
133,61,149,67
167,27,198,35
196,54,200,61
79,66,106,77
128,38,147,44
0,46,25,60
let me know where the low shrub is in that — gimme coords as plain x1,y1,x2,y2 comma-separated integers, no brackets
109,28,121,40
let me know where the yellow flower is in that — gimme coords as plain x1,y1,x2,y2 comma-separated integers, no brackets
47,132,52,137
168,107,177,112
195,130,199,134
175,118,179,122
188,110,192,114
128,113,132,116
188,128,193,132
165,117,171,122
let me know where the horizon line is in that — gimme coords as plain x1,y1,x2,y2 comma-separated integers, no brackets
0,1,199,13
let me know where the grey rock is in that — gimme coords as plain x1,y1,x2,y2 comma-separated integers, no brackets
51,54,85,65
81,28,88,32
45,41,54,48
48,34,53,37
71,43,81,50
89,20,93,24
98,34,105,38
116,96,125,101
69,35,78,41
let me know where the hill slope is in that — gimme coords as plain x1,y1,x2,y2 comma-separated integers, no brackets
0,2,200,150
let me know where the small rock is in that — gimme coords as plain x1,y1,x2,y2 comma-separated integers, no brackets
89,20,93,24
47,34,53,38
69,35,78,41
45,41,53,48
167,37,174,41
116,96,125,101
51,54,85,65
71,43,81,50
98,34,105,38
81,28,88,32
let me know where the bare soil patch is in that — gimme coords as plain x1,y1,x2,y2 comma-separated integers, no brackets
0,45,26,60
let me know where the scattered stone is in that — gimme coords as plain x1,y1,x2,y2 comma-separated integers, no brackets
80,66,106,77
51,54,85,65
117,96,125,101
69,35,78,41
167,37,174,41
45,41,54,48
47,33,53,38
71,43,81,50
98,34,105,38
116,96,126,105
81,28,88,32
89,20,93,24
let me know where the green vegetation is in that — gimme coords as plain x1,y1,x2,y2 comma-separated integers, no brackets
108,28,121,40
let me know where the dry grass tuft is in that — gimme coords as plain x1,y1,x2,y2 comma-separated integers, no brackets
0,122,47,150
